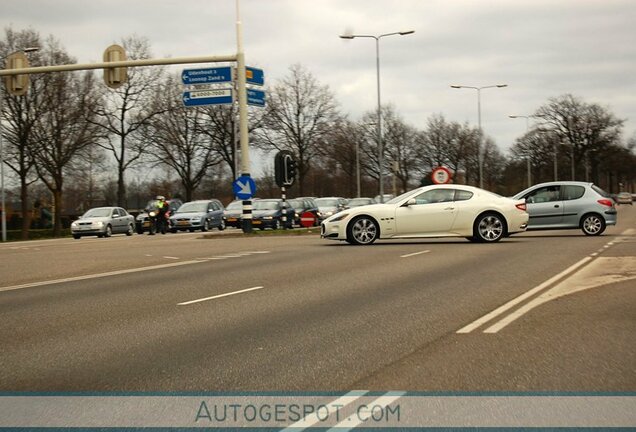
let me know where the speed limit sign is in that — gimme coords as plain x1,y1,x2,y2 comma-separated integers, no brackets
431,166,452,184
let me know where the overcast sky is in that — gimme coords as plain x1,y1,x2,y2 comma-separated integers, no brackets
4,0,636,157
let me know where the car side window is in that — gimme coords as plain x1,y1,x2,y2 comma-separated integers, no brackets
562,185,585,201
412,189,454,205
526,186,560,203
454,190,474,201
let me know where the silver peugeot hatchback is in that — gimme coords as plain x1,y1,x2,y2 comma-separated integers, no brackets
512,181,617,236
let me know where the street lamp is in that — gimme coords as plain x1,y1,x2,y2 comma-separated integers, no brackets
340,30,414,202
1,46,39,242
450,84,507,189
509,115,534,187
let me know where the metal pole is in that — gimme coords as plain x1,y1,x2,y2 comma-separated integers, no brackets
553,141,558,181
0,91,6,242
236,0,252,233
477,88,483,189
356,139,360,198
375,37,384,202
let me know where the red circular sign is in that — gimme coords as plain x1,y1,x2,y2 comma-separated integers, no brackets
431,166,452,184
300,211,317,228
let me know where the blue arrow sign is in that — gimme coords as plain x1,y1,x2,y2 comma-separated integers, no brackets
246,67,265,86
233,176,257,200
182,67,232,85
183,89,233,107
247,88,266,107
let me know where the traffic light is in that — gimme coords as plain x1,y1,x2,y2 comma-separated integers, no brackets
103,44,128,89
3,52,30,96
274,150,296,187
286,158,297,185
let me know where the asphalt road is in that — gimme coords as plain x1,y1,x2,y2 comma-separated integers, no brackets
0,205,634,392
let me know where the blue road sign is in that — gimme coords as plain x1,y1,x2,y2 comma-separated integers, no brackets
183,89,233,107
247,88,266,107
233,176,257,200
182,67,232,85
246,67,265,86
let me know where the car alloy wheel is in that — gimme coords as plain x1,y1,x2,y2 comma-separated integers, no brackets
273,219,280,230
126,224,134,236
347,216,379,245
104,225,112,238
218,219,226,231
202,219,210,232
474,213,504,242
581,214,605,236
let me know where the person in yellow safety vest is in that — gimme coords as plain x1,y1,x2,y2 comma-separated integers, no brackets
155,195,169,234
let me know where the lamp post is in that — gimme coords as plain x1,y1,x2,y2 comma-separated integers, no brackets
450,84,507,189
1,47,39,242
340,30,414,202
509,114,535,187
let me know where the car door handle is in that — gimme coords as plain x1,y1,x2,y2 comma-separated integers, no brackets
444,207,455,211
554,204,560,208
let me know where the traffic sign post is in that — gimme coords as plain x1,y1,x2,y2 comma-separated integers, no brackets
246,66,264,86
233,175,257,200
300,211,317,228
431,166,452,184
182,89,233,107
246,88,265,107
181,66,232,85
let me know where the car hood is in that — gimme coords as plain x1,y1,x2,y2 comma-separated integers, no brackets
323,204,391,222
171,211,205,219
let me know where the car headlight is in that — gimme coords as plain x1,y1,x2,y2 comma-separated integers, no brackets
149,211,157,217
94,221,104,227
325,211,334,217
263,216,273,220
329,213,349,222
71,222,78,228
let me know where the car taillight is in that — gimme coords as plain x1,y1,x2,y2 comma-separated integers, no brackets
597,199,613,207
515,203,527,211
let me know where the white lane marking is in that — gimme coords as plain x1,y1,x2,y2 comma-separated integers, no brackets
163,256,179,260
327,392,405,431
484,256,636,333
144,254,153,257
400,250,430,258
195,251,271,260
177,286,264,306
456,256,593,333
0,260,205,293
282,391,368,430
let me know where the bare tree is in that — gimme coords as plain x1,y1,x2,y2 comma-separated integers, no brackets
381,107,420,193
143,74,223,202
417,114,479,185
198,102,264,181
1,28,45,238
254,64,341,195
30,41,103,236
88,35,166,207
534,94,624,181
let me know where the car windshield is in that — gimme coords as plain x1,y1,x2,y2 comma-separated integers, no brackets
254,201,280,211
315,198,338,207
176,202,208,213
82,208,111,218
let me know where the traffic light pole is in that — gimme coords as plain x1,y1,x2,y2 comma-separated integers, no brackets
280,186,287,230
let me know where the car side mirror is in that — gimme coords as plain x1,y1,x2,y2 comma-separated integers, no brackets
405,198,416,206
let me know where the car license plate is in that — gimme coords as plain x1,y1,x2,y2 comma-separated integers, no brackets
228,217,237,222
142,222,150,228
252,220,261,225
177,221,189,226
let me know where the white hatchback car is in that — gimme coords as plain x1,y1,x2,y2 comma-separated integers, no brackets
321,185,528,245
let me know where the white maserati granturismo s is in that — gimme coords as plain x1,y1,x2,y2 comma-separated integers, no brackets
321,185,529,245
